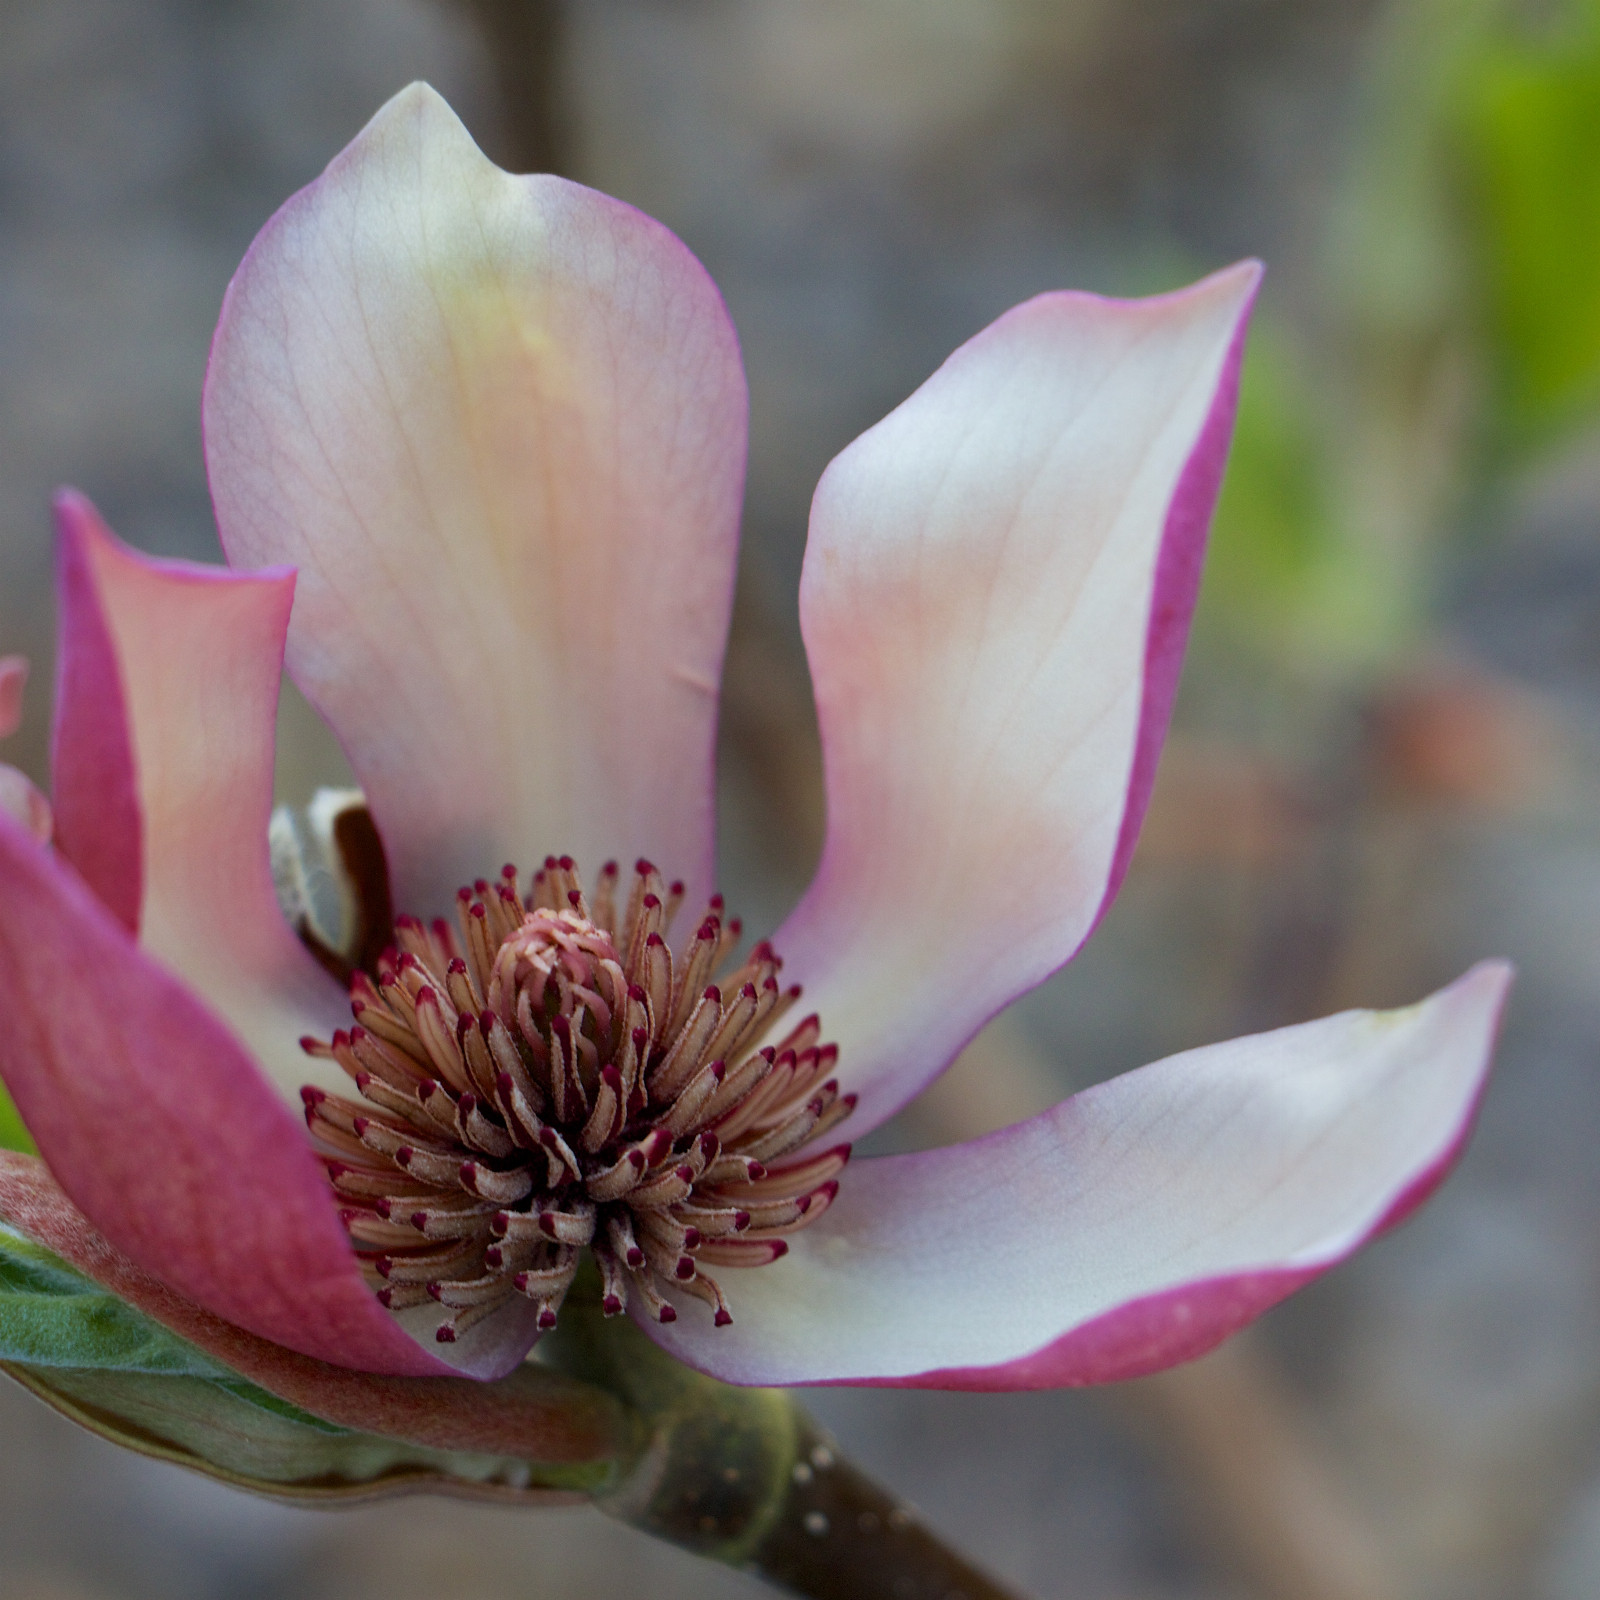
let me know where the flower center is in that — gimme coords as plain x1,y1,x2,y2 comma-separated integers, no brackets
300,857,853,1345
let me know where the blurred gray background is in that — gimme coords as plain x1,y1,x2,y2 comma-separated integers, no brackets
6,3,1600,1598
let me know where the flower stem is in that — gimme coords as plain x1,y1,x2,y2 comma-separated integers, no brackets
540,1283,1026,1599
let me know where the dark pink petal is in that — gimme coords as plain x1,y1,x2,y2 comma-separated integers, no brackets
773,265,1259,1134
0,1152,619,1460
647,962,1510,1387
52,495,141,930
0,808,457,1375
49,492,352,1105
204,84,747,918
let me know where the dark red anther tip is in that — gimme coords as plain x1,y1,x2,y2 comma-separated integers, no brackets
498,884,517,904
376,1287,395,1308
414,985,439,1010
567,889,582,908
710,1060,726,1082
642,893,661,911
491,1211,511,1237
496,1071,514,1097
714,1309,733,1327
418,1081,438,1102
484,1245,504,1269
748,1161,767,1180
298,1035,321,1054
435,1326,457,1343
299,1085,324,1105
601,1064,623,1091
457,886,473,903
558,855,574,871
447,957,467,974
658,1304,677,1324
469,900,488,921
540,855,556,870
475,878,491,894
409,1211,428,1231
331,1029,351,1049
759,1046,777,1063
797,1196,813,1215
698,1131,719,1157
762,976,779,994
698,920,718,941
349,1025,368,1044
709,893,723,910
602,1294,623,1316
772,1240,789,1259
375,1255,395,1278
537,1307,559,1329
398,951,422,972
628,983,647,1003
392,1143,411,1164
675,1257,695,1280
426,1282,445,1302
455,1012,473,1043
551,1013,571,1039
646,931,665,948
459,1160,478,1186
740,982,758,1000
702,985,721,1004
396,913,422,931
843,1094,859,1110
627,1149,645,1172
626,1246,645,1268
512,1270,529,1292
819,1180,840,1200
538,1127,558,1150
537,1212,558,1238
682,1227,702,1249
459,1092,478,1115
632,1026,648,1048
479,1008,499,1031
354,1071,373,1090
675,1164,695,1184
635,857,654,876
502,862,517,879
601,860,618,876
728,918,743,938
734,1211,751,1231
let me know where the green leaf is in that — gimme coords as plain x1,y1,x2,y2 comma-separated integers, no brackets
5,1362,605,1501
0,1083,35,1155
0,1223,612,1499
0,1221,236,1377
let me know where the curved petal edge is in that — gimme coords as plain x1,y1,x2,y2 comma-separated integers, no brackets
775,263,1262,1134
645,960,1511,1388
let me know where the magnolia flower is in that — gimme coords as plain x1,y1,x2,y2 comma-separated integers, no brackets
0,85,1508,1393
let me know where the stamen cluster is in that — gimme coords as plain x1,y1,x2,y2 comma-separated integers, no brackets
301,858,853,1345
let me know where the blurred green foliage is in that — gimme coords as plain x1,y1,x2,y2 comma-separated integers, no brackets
0,1087,33,1156
1455,0,1600,445
1202,0,1600,674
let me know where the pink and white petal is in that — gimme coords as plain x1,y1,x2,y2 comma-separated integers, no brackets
775,264,1259,1133
52,507,141,931
50,492,351,1104
649,961,1510,1388
0,655,28,740
204,83,747,919
0,808,449,1375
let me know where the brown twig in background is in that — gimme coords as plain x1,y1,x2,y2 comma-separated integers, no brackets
453,0,570,173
